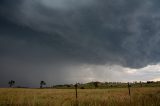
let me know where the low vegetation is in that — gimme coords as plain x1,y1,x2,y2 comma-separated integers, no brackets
51,81,160,89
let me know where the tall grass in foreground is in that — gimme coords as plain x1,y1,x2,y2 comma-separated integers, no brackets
0,87,159,106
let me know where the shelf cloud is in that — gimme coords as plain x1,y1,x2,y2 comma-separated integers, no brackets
0,0,160,87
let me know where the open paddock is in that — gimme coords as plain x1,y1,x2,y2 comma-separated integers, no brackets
0,87,160,106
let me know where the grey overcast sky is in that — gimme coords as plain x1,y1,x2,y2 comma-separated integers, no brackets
0,0,160,87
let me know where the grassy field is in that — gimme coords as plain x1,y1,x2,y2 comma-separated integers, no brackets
0,87,160,106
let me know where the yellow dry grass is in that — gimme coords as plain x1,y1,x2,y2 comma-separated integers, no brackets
0,87,159,106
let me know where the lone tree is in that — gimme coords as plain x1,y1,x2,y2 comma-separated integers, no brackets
40,81,46,88
8,80,15,87
93,81,99,88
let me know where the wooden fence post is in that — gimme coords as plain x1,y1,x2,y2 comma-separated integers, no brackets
140,81,142,87
128,82,131,103
75,83,78,99
128,82,131,96
75,83,78,106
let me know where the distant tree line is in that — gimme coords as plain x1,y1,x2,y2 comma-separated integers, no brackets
7,80,160,88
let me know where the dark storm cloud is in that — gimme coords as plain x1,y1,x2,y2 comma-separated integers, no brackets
6,0,160,68
1,0,160,87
